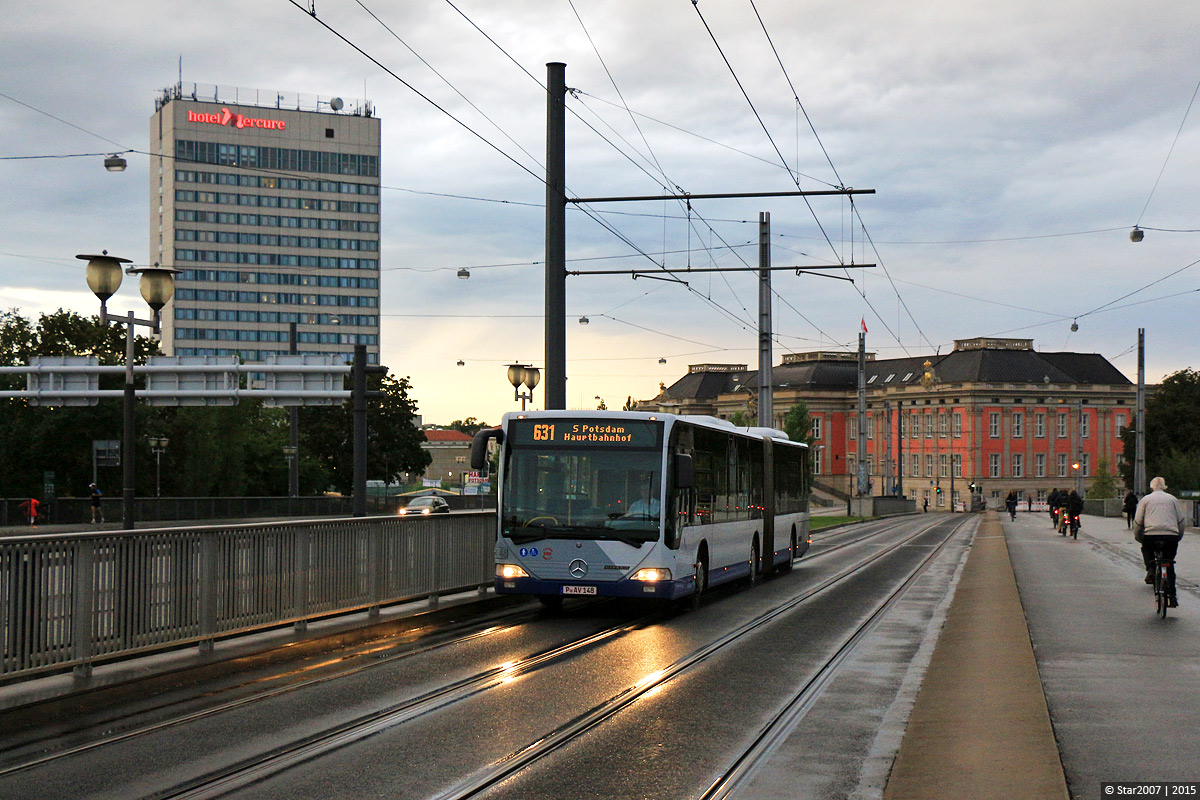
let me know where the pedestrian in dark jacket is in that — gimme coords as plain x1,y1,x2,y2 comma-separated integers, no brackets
1123,490,1138,529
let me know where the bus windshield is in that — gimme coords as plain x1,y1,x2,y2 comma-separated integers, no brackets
502,447,662,546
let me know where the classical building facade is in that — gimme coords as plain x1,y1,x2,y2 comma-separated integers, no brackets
642,337,1136,509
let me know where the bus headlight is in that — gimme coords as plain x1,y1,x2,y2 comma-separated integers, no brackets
631,568,670,582
496,564,529,580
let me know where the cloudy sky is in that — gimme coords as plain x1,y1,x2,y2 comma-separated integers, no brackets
2,1,1198,425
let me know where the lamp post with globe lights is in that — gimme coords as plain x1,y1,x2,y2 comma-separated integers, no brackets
78,252,179,530
506,364,541,410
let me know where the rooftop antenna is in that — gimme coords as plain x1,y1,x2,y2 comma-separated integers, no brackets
330,97,344,112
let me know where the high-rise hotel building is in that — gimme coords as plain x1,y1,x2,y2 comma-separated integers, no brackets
151,84,381,364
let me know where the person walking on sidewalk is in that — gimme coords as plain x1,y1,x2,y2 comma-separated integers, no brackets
1133,476,1186,604
18,497,39,526
89,483,103,524
1123,489,1138,529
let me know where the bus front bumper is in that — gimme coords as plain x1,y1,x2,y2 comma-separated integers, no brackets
495,575,694,600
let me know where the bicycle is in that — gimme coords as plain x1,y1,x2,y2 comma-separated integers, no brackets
1151,541,1177,619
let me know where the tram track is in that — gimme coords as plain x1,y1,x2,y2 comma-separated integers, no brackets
425,514,970,800
697,513,974,799
1,515,952,800
141,516,951,800
0,516,888,780
0,598,632,778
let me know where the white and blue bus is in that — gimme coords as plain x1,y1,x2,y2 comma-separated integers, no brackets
471,411,810,607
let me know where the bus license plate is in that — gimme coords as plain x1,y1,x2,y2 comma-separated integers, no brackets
562,585,596,595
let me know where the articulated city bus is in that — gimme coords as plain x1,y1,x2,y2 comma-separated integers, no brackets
471,410,810,607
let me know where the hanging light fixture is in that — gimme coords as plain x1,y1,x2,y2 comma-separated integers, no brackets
1130,226,1144,243
578,315,589,325
457,268,470,279
103,153,128,172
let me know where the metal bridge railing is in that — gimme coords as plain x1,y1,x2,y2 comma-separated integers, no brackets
0,513,496,681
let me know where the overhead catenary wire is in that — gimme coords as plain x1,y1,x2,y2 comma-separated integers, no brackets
284,0,543,185
1136,77,1200,225
687,1,843,266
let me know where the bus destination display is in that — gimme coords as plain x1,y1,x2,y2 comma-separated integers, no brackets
510,419,661,448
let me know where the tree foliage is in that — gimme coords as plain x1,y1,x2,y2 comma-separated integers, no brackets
1120,368,1200,490
299,373,430,495
0,309,429,500
447,417,489,436
782,400,815,447
1088,456,1120,498
0,309,162,499
727,410,751,427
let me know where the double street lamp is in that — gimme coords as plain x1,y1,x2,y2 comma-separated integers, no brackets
506,364,541,410
78,252,179,529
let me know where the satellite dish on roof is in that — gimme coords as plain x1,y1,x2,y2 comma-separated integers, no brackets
330,97,344,111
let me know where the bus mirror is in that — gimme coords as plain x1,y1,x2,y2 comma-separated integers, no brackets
470,427,503,472
674,453,694,489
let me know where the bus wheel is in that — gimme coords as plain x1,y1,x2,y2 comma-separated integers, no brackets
748,539,760,587
538,595,564,611
691,555,707,611
778,532,796,574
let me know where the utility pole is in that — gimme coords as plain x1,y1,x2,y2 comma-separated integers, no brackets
288,321,300,498
542,62,874,417
857,332,867,497
896,400,904,499
757,211,772,429
544,63,567,411
1135,328,1146,495
883,400,892,495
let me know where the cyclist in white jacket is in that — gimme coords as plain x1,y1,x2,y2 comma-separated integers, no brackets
1133,476,1187,601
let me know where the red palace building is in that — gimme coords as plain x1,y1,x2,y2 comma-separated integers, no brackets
645,337,1136,510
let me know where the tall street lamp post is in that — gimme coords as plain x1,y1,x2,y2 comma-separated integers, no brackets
148,436,169,497
79,252,179,530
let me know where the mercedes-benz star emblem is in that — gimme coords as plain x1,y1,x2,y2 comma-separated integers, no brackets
569,559,588,579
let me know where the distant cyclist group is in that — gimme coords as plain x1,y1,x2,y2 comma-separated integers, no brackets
1016,479,1186,612
1046,487,1084,537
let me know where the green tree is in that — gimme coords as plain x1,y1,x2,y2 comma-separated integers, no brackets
0,309,162,499
728,410,752,427
299,373,431,495
782,400,815,447
448,417,489,436
1088,456,1119,498
1120,368,1200,490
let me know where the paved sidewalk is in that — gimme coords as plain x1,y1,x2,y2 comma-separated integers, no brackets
884,512,1069,799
